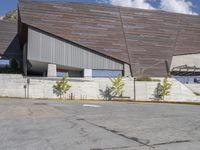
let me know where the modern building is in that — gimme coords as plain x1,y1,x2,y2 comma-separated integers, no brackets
0,1,200,78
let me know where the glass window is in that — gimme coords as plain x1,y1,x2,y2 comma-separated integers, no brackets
173,76,200,84
57,71,68,77
0,59,9,68
92,70,122,77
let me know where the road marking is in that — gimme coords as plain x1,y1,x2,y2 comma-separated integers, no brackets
83,104,101,108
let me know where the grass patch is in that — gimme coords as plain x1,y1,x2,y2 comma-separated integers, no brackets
136,75,160,82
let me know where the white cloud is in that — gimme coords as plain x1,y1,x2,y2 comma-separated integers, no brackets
106,0,198,15
109,0,155,10
160,0,197,15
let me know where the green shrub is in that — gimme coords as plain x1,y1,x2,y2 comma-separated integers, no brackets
160,76,172,100
137,75,152,81
53,76,71,99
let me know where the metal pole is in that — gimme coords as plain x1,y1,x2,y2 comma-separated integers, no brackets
24,85,27,98
134,77,136,101
27,78,30,99
27,84,29,99
165,60,170,75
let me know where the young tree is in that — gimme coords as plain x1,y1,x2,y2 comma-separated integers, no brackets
160,76,172,100
53,75,71,99
110,76,125,97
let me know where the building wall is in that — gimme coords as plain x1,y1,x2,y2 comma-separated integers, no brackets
19,2,200,77
27,28,124,71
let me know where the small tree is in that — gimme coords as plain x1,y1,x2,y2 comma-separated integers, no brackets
110,76,125,97
53,75,71,99
160,76,172,100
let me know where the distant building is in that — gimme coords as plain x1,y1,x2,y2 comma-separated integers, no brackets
0,1,200,77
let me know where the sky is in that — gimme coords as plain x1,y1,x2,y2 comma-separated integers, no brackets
0,0,200,16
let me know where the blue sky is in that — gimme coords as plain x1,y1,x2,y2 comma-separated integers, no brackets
0,0,200,16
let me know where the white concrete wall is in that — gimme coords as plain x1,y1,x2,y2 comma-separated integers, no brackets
165,79,198,102
0,74,198,102
185,84,200,94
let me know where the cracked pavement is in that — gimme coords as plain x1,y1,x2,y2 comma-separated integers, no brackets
0,99,200,150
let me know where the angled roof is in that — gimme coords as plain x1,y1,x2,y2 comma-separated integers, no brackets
18,1,200,77
0,21,16,54
19,1,129,64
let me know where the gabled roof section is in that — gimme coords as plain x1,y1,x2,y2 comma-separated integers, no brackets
19,1,129,64
0,21,21,57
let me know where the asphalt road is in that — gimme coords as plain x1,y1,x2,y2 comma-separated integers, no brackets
0,99,200,150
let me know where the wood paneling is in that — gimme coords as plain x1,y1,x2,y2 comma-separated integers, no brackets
120,8,179,76
19,1,129,64
0,21,18,56
175,15,200,55
19,1,200,77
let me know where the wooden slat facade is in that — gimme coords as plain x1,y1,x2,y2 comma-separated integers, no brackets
19,2,129,64
18,1,200,77
0,21,19,55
